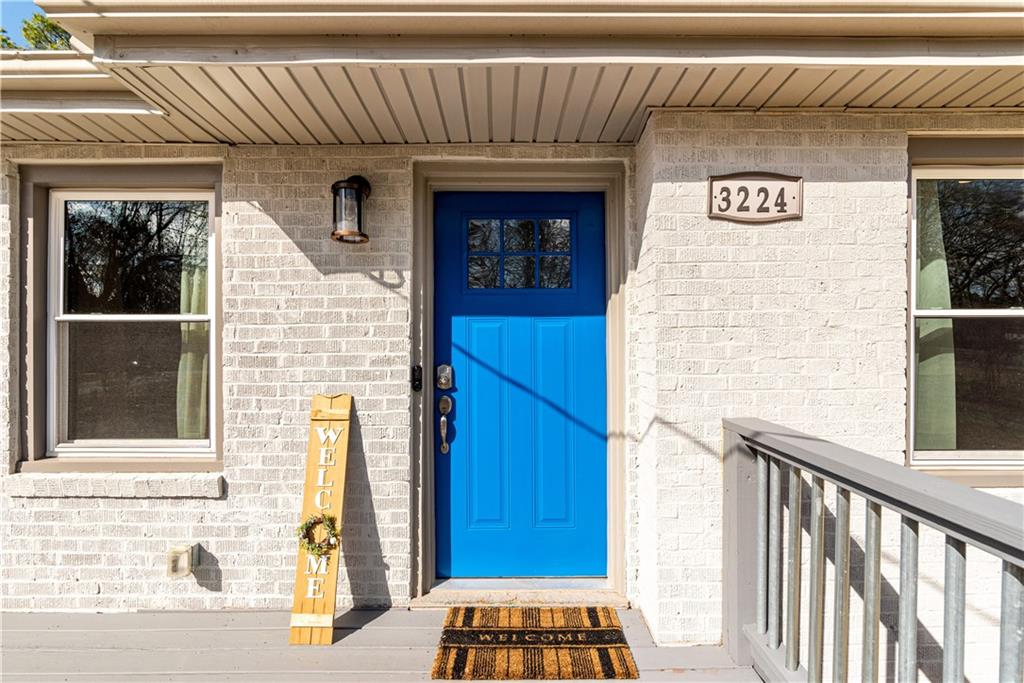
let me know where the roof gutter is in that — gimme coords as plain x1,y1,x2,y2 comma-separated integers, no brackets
37,1,1024,42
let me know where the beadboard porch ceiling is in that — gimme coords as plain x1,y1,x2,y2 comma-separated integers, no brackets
2,38,1023,145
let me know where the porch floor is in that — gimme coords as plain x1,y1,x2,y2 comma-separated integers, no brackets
1,608,760,682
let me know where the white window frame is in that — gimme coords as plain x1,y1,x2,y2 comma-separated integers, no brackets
47,190,218,459
909,166,1024,467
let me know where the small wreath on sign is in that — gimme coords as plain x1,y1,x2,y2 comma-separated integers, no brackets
296,514,340,560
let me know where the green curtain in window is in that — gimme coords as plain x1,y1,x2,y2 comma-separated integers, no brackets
915,180,956,450
177,266,209,439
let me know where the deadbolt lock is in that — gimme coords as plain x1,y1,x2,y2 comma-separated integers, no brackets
436,364,453,390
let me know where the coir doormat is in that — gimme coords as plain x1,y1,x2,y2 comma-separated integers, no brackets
431,606,639,680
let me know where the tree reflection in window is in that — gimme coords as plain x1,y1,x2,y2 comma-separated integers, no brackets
504,256,536,288
540,256,571,288
64,200,209,314
468,219,499,252
924,179,1023,308
913,176,1024,455
540,219,571,252
503,220,535,252
466,216,572,289
468,256,500,288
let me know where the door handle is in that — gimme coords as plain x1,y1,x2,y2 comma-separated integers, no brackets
438,395,452,454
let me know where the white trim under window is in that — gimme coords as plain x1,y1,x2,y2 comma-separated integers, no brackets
47,190,218,459
909,167,1024,468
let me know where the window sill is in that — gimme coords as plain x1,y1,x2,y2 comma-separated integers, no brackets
20,456,221,473
6,466,224,499
911,466,1024,488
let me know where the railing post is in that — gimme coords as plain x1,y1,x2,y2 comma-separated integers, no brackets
863,500,882,683
723,425,759,666
757,452,768,635
808,476,826,682
833,487,851,683
943,537,966,683
898,517,919,683
786,464,803,672
769,455,784,649
1000,561,1024,682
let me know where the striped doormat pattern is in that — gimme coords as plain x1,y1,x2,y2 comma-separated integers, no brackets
431,606,639,680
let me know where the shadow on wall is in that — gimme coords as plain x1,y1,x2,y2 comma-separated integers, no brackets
243,184,401,609
193,543,223,592
339,405,392,610
248,192,408,298
636,416,720,458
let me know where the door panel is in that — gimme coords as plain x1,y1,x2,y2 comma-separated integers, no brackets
465,318,508,528
434,191,607,577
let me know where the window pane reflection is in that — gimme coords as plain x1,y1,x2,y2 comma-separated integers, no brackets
468,256,500,288
503,220,535,252
465,216,574,290
916,179,1024,309
914,317,1024,451
504,256,536,288
64,200,209,315
540,219,571,252
468,219,499,252
540,256,571,288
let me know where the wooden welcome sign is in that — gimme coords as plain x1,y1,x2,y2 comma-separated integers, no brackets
289,393,352,645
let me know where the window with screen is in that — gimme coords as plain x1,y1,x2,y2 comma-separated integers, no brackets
48,191,216,457
910,169,1023,466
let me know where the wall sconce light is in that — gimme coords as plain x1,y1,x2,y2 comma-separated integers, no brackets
330,175,371,243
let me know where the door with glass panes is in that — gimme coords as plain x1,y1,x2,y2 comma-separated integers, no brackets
433,191,607,577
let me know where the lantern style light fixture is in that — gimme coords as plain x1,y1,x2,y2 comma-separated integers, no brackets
330,175,371,243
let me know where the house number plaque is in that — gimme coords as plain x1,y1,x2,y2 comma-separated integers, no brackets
707,172,802,223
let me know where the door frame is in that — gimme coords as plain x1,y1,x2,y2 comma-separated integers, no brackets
411,160,628,597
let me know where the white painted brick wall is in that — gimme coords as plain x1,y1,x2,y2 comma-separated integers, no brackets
628,127,663,632
0,142,633,613
631,111,1024,680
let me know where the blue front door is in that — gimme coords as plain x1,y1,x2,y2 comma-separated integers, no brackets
434,191,607,577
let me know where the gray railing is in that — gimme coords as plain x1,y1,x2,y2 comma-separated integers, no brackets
723,418,1024,683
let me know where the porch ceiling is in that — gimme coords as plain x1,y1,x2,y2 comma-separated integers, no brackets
106,63,1024,146
3,39,1023,145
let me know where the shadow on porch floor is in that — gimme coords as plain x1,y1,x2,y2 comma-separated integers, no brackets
1,608,760,682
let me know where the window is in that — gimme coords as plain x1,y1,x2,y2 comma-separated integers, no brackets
48,191,216,457
467,217,573,289
910,168,1024,466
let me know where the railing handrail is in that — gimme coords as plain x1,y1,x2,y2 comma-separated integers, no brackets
724,418,1024,566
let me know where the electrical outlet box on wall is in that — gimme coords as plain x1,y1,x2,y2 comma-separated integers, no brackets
167,544,197,578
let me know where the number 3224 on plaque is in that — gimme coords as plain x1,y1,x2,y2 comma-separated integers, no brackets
707,173,802,223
